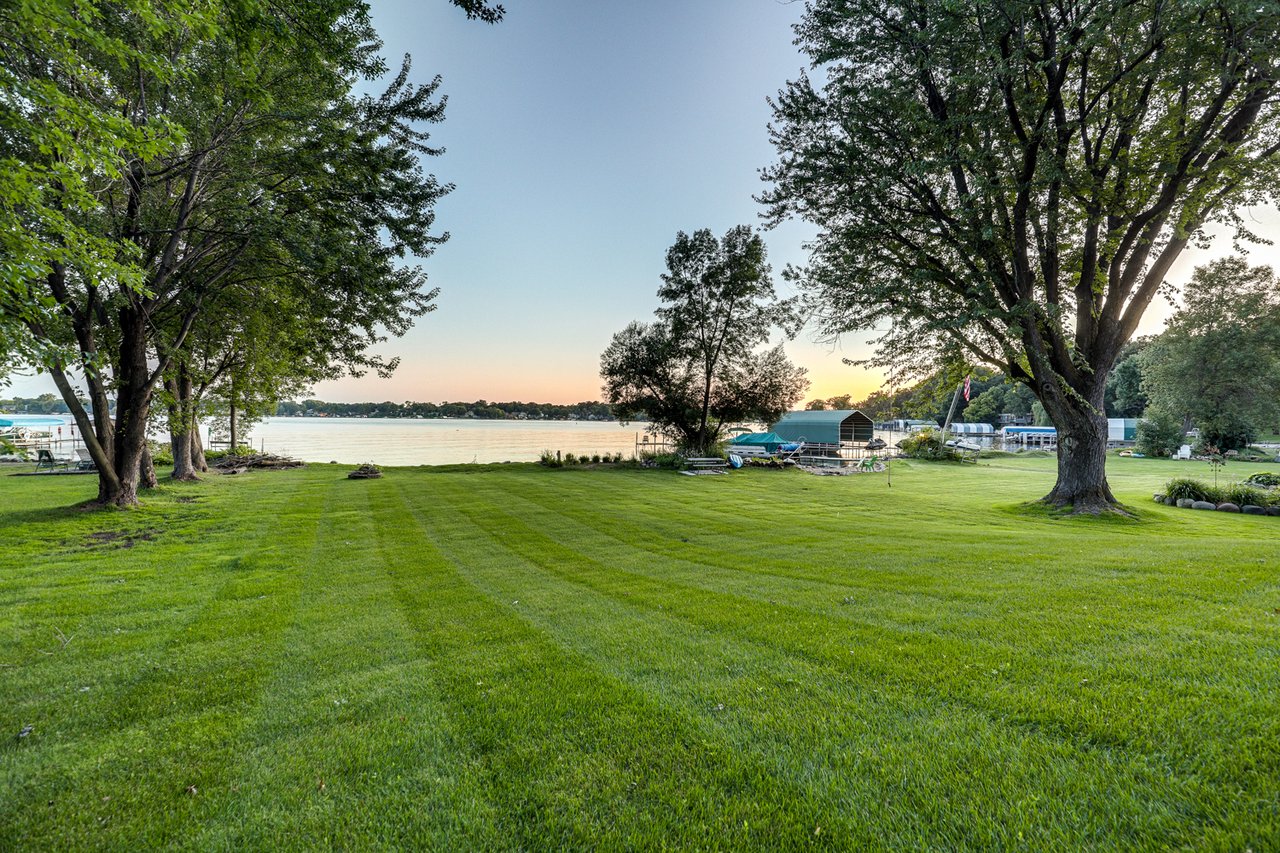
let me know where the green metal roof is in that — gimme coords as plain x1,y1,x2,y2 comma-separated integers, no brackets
771,410,875,444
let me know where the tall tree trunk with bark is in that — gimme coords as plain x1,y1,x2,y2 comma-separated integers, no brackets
166,368,199,481
104,306,156,506
191,427,208,472
1035,371,1117,514
139,444,157,489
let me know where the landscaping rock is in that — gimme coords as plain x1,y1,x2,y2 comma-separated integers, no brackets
1164,497,1177,505
1268,506,1280,516
1242,505,1266,515
1216,502,1240,513
1191,501,1216,511
1176,498,1195,509
1153,493,1165,503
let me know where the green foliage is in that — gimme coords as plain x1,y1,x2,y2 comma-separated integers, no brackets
639,451,684,469
148,442,174,467
1141,258,1280,452
1243,472,1280,488
1196,412,1258,454
897,428,953,461
538,449,561,468
1105,344,1150,418
961,385,1010,427
762,0,1280,509
563,452,579,466
1136,410,1185,458
1221,483,1272,508
1162,478,1223,504
2,0,499,504
601,226,808,455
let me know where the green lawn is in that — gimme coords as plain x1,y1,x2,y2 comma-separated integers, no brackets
1,456,1277,849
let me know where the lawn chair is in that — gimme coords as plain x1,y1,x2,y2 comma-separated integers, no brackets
35,448,72,472
75,447,97,470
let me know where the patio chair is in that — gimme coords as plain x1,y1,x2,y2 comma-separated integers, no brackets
35,448,72,472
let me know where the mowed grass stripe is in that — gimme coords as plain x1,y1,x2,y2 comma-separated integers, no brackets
0,471,320,847
376,477,842,849
393,473,1229,847
189,477,501,849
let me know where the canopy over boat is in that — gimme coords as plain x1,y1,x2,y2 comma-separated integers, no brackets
0,415,67,428
727,432,788,453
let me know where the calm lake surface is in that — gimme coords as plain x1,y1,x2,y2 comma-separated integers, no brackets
246,417,648,465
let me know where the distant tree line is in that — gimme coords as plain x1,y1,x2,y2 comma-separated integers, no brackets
276,399,617,421
0,393,101,416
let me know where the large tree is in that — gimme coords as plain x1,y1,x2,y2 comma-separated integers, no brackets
1140,257,1280,450
601,227,808,453
2,0,495,505
762,0,1280,512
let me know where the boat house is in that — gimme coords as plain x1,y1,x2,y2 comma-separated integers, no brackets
771,409,876,456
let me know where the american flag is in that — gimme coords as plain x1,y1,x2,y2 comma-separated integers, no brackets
963,375,971,402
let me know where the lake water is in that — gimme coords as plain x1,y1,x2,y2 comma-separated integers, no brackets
10,413,928,466
244,417,650,465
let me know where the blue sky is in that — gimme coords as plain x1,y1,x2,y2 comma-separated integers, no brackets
6,0,1278,404
335,0,837,404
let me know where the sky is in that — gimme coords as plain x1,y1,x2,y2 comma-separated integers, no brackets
6,0,1280,405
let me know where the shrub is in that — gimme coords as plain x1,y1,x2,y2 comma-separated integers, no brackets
1135,410,1183,457
538,449,562,468
639,451,684,469
591,453,602,464
1197,413,1256,453
1243,471,1280,487
563,452,579,465
1221,483,1272,508
1163,478,1223,504
898,428,953,461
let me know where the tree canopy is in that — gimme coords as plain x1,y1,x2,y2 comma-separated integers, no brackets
601,227,808,453
1,0,497,504
1140,257,1280,450
762,0,1280,512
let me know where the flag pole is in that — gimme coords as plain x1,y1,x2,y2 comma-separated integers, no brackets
940,378,965,443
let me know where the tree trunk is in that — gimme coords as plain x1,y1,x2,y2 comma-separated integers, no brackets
1038,384,1120,514
229,401,237,452
139,443,157,489
100,306,153,507
171,429,195,480
168,370,199,481
191,428,208,472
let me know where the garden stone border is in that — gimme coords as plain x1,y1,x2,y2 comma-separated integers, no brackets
1154,493,1278,516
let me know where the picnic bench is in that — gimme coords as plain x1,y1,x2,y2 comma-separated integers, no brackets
682,457,729,475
